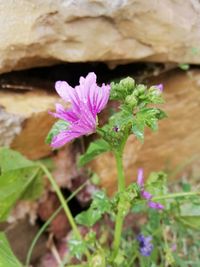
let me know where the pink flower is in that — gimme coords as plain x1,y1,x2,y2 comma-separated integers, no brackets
50,72,110,148
137,169,164,210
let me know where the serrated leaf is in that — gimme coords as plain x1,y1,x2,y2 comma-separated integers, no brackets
92,191,111,212
75,191,111,227
132,120,145,141
78,139,110,167
132,108,167,141
45,120,69,144
146,171,168,196
68,237,87,260
0,233,23,267
75,208,102,227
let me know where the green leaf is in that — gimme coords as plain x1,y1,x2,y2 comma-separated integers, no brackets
78,139,110,167
180,203,200,217
45,120,69,144
179,63,190,70
0,148,43,220
181,182,191,192
0,147,35,173
75,191,111,227
0,167,40,220
0,233,23,267
132,119,145,141
20,171,43,200
177,203,200,230
75,209,102,227
68,237,88,260
132,108,167,141
146,171,168,196
178,216,200,230
92,191,111,212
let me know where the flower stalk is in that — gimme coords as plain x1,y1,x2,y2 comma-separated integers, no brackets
38,163,90,260
152,191,200,201
112,150,126,258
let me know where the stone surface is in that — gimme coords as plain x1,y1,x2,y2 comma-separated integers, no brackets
1,0,200,73
89,70,200,194
0,89,58,159
0,219,47,263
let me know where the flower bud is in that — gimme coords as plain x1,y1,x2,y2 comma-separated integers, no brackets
119,77,135,89
125,94,137,107
149,84,163,95
136,84,147,94
90,254,105,267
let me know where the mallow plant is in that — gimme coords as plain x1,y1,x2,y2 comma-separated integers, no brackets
0,73,199,267
44,73,200,266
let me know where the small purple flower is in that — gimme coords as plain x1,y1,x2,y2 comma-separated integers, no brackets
50,72,110,148
137,234,153,256
148,201,164,210
156,84,163,92
137,169,164,210
171,243,177,252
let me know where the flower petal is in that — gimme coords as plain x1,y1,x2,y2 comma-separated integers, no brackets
137,168,144,186
142,191,152,200
55,81,80,109
148,201,164,210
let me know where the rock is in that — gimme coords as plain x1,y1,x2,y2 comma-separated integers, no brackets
0,219,47,264
38,192,71,239
0,88,58,159
89,70,200,194
0,1,200,73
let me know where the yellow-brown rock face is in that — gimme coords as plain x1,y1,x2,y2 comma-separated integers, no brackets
0,1,200,73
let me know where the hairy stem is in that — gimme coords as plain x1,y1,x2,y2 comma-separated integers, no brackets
115,152,126,192
112,151,126,258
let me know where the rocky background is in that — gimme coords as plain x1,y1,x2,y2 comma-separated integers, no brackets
0,1,200,266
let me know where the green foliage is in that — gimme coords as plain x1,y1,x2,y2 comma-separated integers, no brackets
146,171,168,196
78,139,110,167
100,79,165,149
0,233,23,267
132,108,167,141
46,119,69,144
68,237,88,260
75,191,111,227
110,77,135,100
178,63,190,70
0,148,43,221
0,147,34,172
79,78,166,165
178,202,200,230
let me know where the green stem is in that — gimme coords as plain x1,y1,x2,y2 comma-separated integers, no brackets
112,151,126,258
152,191,200,201
38,163,90,259
25,180,88,267
115,152,126,192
